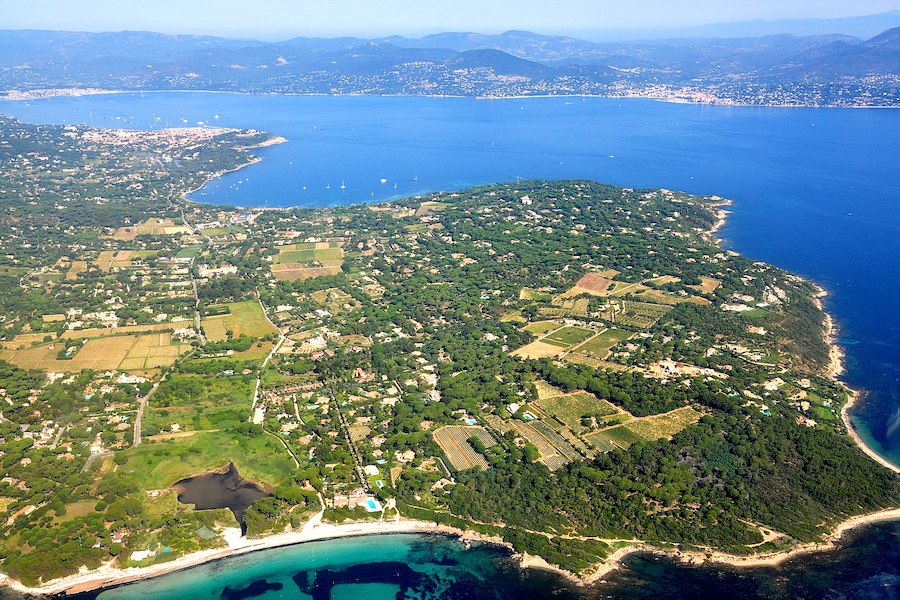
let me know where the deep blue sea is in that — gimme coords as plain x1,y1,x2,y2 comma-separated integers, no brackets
2,93,898,599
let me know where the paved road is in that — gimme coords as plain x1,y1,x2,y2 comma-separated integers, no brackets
81,451,113,473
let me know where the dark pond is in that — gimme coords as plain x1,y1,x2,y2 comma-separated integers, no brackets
173,463,268,535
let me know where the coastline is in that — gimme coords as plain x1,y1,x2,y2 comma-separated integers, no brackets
812,286,900,474
1,518,505,596
2,87,896,110
669,507,900,571
180,133,288,204
9,506,899,595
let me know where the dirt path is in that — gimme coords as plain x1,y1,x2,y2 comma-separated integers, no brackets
133,376,165,447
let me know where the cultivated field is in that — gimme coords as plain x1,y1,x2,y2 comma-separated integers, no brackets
507,420,580,471
570,273,617,295
574,328,633,360
62,322,185,340
275,247,343,264
511,340,564,359
542,297,590,317
563,353,629,370
272,265,343,281
585,426,644,451
523,321,561,336
608,300,673,329
637,289,711,306
95,250,157,272
273,242,343,264
585,406,703,451
201,300,278,342
0,333,188,372
118,333,184,370
688,277,722,294
535,390,621,434
414,201,448,217
66,260,87,280
559,273,649,300
534,380,567,400
1,333,54,350
519,288,553,302
624,406,703,439
542,325,595,348
271,242,345,281
348,425,371,442
499,310,527,323
644,275,681,286
176,246,202,259
433,425,496,471
111,218,192,241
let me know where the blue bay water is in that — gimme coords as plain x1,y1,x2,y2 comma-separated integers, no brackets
3,93,899,598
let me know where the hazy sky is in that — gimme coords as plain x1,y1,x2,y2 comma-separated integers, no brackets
4,0,900,39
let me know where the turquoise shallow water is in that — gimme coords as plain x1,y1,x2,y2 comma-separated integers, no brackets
74,533,584,600
63,523,900,600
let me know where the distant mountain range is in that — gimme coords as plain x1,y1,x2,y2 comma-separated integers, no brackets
574,10,900,42
0,26,898,107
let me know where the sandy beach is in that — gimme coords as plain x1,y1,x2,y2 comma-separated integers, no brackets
15,504,899,595
2,517,487,596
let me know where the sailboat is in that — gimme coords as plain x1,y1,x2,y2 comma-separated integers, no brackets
340,181,346,189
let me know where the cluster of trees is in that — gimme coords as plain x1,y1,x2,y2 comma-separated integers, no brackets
445,409,898,559
198,275,257,304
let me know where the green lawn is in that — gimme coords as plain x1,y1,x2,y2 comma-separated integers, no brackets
543,326,595,348
175,246,202,259
201,300,277,342
118,430,296,489
577,329,632,358
523,321,561,336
